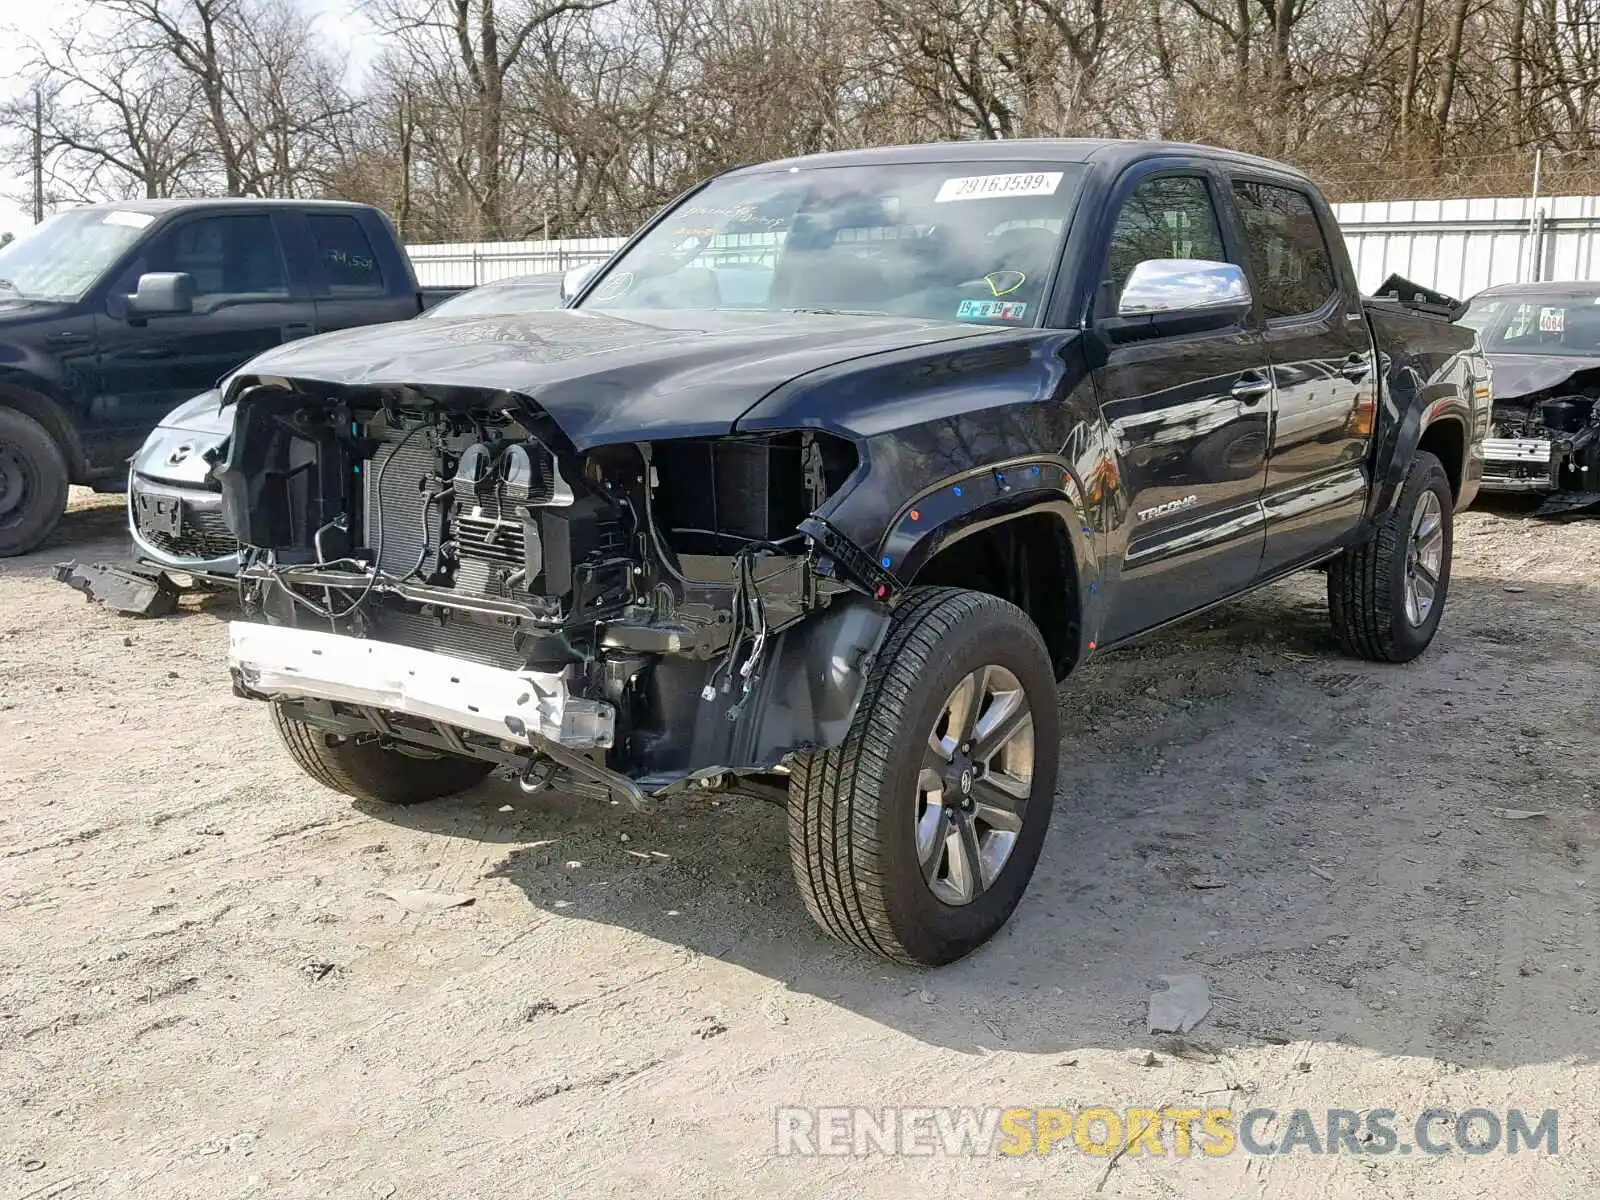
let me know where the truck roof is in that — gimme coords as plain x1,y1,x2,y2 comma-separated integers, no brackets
731,138,1312,181
78,197,377,215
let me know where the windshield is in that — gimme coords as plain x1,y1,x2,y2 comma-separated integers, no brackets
575,161,1087,326
1465,294,1600,355
423,275,564,318
0,208,154,301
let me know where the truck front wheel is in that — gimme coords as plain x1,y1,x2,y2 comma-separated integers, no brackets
272,702,493,805
1328,449,1453,663
787,588,1060,966
0,407,69,558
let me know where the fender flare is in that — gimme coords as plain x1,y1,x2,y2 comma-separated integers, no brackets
1368,402,1469,520
871,455,1101,666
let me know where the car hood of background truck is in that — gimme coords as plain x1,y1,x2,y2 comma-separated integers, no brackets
228,308,1003,449
1487,352,1600,401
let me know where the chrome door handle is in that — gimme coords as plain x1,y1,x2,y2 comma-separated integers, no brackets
1340,355,1370,382
1232,374,1273,404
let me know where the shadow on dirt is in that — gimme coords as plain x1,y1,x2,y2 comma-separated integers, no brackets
357,569,1599,1068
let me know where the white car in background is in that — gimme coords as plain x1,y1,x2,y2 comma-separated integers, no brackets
126,273,572,576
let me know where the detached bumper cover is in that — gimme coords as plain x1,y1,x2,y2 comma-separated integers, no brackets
228,622,615,750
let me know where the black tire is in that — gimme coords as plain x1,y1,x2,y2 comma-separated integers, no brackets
787,587,1060,966
0,407,70,558
1328,450,1453,663
272,702,493,805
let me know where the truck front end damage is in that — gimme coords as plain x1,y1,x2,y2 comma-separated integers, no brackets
1480,356,1600,503
219,380,888,805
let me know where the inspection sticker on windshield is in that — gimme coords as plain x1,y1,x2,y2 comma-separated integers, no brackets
102,211,154,228
958,299,1027,320
935,172,1063,203
1540,306,1566,332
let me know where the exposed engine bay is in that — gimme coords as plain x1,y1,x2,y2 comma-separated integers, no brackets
1485,386,1600,493
217,383,889,804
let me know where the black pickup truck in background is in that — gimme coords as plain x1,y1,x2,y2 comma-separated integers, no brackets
0,199,456,555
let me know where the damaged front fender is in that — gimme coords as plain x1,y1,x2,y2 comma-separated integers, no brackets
632,592,892,791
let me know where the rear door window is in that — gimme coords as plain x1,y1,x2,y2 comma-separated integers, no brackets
307,213,385,295
1230,181,1338,319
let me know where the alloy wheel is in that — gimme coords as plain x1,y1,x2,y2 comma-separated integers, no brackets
915,664,1035,905
1403,490,1445,626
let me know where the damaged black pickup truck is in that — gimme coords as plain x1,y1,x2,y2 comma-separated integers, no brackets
219,140,1487,965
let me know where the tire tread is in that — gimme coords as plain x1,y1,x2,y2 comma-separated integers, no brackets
272,702,492,805
1329,451,1451,663
788,587,1041,965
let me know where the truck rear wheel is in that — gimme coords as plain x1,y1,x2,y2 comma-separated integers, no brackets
1328,450,1453,663
0,407,69,558
787,588,1059,966
272,702,493,805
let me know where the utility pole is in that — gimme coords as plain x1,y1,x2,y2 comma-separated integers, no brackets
1525,147,1544,283
31,88,44,224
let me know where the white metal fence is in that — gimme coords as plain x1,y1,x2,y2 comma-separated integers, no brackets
1334,195,1600,297
406,236,624,287
406,194,1600,300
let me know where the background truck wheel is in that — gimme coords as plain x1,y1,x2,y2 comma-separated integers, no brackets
272,702,493,805
1328,449,1453,663
0,408,70,558
787,587,1060,966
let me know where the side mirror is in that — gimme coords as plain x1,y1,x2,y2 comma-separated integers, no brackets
1117,259,1252,322
560,263,602,304
126,272,195,317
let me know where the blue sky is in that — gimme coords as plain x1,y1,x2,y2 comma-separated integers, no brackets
0,0,378,235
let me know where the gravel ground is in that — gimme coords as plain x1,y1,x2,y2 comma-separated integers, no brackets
1,490,1596,1198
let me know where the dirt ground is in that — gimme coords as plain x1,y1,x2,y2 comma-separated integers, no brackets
1,489,1596,1199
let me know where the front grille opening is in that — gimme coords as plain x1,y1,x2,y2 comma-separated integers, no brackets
141,505,237,560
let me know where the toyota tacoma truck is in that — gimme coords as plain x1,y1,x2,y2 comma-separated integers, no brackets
218,140,1487,966
0,197,457,556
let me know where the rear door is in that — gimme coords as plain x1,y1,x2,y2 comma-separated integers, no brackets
1090,166,1272,643
1225,177,1372,573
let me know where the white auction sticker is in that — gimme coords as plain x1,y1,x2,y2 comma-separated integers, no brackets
935,172,1064,203
102,211,155,228
1539,306,1565,333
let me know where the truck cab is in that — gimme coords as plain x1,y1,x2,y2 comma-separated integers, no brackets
0,198,446,556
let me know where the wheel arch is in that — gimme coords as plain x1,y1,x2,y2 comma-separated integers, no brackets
0,378,88,483
899,499,1089,680
1416,415,1467,501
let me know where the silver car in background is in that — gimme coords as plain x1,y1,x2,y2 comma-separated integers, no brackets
125,273,571,575
128,388,239,576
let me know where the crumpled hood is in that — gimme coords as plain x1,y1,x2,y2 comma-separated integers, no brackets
228,308,1001,449
1488,353,1600,402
